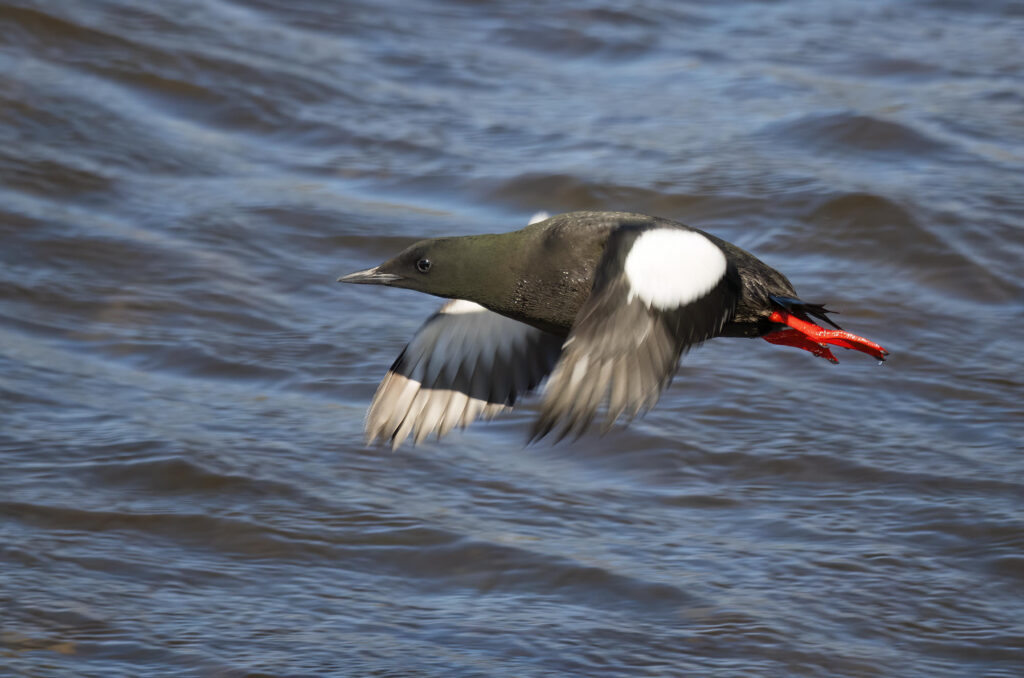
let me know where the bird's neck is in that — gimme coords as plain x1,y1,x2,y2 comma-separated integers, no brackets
448,226,601,335
441,230,531,313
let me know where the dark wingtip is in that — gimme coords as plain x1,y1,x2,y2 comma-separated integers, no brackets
527,417,556,445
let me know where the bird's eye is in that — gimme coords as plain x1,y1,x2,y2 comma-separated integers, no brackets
416,258,432,273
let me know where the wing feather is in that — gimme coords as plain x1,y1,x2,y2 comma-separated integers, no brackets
531,224,741,441
366,299,562,449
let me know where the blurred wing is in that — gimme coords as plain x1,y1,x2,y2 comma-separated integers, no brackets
531,225,740,441
367,299,563,449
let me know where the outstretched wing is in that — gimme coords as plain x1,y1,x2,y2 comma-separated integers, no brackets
531,225,741,441
367,299,563,449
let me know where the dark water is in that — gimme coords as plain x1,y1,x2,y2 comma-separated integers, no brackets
2,0,1023,675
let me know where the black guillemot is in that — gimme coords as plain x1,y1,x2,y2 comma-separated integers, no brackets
340,211,888,448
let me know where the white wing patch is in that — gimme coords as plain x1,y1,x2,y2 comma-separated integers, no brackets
366,299,561,449
624,228,727,310
438,298,487,314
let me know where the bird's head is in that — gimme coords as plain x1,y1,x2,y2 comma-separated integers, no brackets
338,236,495,301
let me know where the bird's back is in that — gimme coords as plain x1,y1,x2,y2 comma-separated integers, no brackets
505,211,796,338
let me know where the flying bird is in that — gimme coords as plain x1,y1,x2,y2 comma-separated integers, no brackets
339,211,887,449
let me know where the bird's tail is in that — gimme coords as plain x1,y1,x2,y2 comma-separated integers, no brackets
769,295,842,329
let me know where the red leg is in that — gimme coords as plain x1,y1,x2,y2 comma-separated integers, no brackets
766,310,889,361
763,328,839,363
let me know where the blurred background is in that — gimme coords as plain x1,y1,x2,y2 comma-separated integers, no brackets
1,1,1022,676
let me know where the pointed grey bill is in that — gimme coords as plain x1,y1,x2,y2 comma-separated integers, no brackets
366,299,563,450
337,266,401,285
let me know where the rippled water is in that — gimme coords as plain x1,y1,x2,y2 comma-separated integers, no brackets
2,1,1023,676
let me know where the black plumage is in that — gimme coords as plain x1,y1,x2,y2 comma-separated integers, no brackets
339,211,886,447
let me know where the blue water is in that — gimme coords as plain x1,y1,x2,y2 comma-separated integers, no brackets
2,1,1023,676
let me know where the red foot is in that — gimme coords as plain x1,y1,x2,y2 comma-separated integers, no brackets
763,328,839,363
764,310,889,362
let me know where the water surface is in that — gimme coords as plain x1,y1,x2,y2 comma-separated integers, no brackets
2,1,1023,676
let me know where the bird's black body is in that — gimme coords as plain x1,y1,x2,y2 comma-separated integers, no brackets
339,211,885,447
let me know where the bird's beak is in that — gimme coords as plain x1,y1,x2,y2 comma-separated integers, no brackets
337,266,401,285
